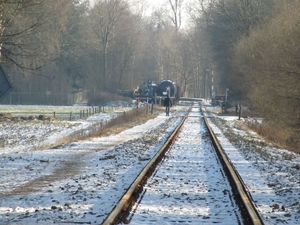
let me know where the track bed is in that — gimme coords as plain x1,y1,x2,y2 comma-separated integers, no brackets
126,106,243,224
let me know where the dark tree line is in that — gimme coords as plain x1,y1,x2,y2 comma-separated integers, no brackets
233,0,300,129
1,0,299,136
191,0,299,146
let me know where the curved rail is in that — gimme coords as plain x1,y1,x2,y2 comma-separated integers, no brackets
201,107,264,225
102,107,192,225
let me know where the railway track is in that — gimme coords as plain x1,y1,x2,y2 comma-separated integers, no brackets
0,102,267,225
102,103,264,225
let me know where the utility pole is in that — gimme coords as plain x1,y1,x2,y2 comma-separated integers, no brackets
224,88,229,113
206,68,210,98
225,88,229,102
211,70,214,99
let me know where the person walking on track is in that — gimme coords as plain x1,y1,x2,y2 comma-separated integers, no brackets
164,96,172,116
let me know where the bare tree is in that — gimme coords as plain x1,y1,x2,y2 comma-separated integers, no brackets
186,0,274,100
234,0,300,129
163,0,184,31
191,0,272,36
108,12,143,90
0,0,72,70
89,0,127,91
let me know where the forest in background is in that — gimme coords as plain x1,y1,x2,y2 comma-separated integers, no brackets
0,0,299,147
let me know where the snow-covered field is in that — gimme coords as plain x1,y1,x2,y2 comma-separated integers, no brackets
0,103,299,224
0,104,130,153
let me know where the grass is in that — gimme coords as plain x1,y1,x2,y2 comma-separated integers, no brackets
227,107,299,153
245,122,300,154
226,110,299,154
93,106,162,137
209,106,300,154
38,105,162,150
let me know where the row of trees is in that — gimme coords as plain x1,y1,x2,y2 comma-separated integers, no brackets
2,0,216,101
234,1,300,129
192,0,300,132
1,0,299,132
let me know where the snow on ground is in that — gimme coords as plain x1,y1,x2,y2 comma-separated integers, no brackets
0,103,299,224
0,104,124,153
0,105,185,224
203,105,300,225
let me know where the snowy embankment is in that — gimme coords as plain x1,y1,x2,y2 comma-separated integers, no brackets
203,106,300,225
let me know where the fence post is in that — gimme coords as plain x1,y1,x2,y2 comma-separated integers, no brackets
54,112,56,118
69,112,72,121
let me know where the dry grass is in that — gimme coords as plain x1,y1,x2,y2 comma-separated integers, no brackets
48,105,165,149
246,122,300,154
89,91,132,106
219,107,300,154
94,106,162,137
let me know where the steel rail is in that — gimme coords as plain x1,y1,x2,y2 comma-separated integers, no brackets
101,107,192,225
201,107,264,225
